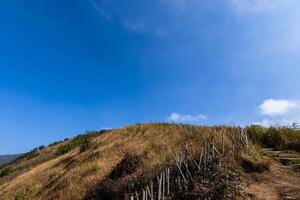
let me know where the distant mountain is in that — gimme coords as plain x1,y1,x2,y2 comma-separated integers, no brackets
0,154,22,166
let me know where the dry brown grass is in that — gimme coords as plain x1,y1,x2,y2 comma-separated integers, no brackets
0,123,242,200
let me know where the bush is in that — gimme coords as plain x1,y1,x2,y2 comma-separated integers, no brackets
265,128,286,149
247,125,267,146
247,125,300,151
47,140,63,147
80,138,91,153
56,134,92,156
0,167,12,177
38,145,46,150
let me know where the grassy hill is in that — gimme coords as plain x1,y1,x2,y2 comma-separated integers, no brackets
0,123,299,200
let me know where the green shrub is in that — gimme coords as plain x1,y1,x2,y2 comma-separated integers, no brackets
80,138,91,153
247,126,285,149
247,125,300,151
247,125,267,146
38,145,46,150
47,140,63,147
265,128,286,149
0,167,12,177
56,134,93,156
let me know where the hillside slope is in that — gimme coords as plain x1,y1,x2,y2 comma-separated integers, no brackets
0,123,299,200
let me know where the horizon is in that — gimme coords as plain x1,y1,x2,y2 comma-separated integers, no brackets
1,0,300,154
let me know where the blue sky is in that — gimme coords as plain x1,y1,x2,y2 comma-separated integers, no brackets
1,0,300,154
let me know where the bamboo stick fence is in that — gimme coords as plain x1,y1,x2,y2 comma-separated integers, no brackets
129,127,248,200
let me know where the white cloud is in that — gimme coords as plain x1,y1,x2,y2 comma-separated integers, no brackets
254,99,300,127
168,113,207,123
231,0,297,12
259,99,299,116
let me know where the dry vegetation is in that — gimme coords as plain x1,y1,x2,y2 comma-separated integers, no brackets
0,123,299,200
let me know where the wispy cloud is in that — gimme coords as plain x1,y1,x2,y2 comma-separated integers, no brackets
231,0,297,12
122,19,145,32
89,0,110,20
253,118,296,127
162,0,189,9
168,113,207,123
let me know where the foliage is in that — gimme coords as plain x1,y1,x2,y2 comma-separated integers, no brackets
247,125,300,151
0,167,12,177
56,130,109,156
265,127,286,149
38,145,46,150
79,138,91,153
47,140,63,147
247,125,267,145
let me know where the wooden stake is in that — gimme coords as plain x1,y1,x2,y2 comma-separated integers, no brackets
183,158,192,178
171,152,187,182
151,182,153,200
158,173,162,200
199,147,203,170
222,129,225,155
146,186,151,200
212,138,215,157
142,190,145,200
167,168,170,195
204,141,207,171
162,172,165,200
184,146,201,170
135,191,139,200
145,189,148,200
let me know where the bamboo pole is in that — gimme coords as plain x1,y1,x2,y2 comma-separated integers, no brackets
162,172,165,200
171,152,187,182
158,173,162,200
199,147,203,170
183,158,192,178
204,141,207,172
222,129,225,154
146,186,152,200
145,189,148,200
167,168,170,195
151,182,153,200
142,190,145,200
212,138,215,157
184,146,201,170
135,191,139,200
